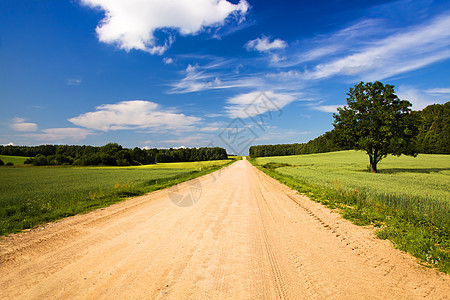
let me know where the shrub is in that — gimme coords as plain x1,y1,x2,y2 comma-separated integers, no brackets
24,158,34,164
32,154,49,166
5,162,13,166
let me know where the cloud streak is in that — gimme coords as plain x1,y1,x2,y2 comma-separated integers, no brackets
225,91,296,119
169,63,263,93
397,86,449,110
303,13,450,80
27,128,94,142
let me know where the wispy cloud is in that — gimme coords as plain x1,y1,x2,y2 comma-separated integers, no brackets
301,13,450,80
397,85,449,110
425,88,450,95
26,128,94,142
80,0,249,54
163,57,174,64
245,36,287,52
282,19,385,67
11,117,38,132
66,78,82,85
169,63,262,94
225,91,297,118
68,100,201,131
310,104,343,113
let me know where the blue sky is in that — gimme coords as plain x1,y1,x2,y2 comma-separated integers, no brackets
1,0,449,154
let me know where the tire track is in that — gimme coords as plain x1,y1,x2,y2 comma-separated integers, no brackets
252,176,289,299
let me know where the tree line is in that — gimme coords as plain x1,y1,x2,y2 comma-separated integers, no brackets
250,97,448,159
0,143,228,166
413,102,449,154
249,130,348,158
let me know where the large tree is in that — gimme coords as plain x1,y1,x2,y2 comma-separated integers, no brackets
333,81,417,173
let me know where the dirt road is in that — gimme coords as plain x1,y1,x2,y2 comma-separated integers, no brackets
1,159,449,299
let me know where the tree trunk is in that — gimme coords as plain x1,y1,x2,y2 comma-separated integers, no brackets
368,153,377,173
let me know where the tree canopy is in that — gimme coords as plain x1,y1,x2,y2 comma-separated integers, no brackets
332,81,417,172
413,102,449,154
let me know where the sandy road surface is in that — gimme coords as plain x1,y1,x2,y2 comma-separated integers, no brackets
1,159,449,299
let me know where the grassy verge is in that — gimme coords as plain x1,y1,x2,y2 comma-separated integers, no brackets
249,152,449,274
0,159,236,236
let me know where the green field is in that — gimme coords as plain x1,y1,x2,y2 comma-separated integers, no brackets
0,159,232,235
253,150,450,273
256,151,450,222
0,155,29,165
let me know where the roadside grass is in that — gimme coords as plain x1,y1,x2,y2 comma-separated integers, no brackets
0,155,29,165
251,150,450,273
0,159,235,236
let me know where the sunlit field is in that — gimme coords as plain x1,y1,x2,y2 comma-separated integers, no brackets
256,151,449,222
0,159,233,235
0,155,29,165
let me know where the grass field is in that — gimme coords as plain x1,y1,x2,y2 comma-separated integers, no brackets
0,155,29,165
252,150,450,273
256,151,450,223
0,159,233,236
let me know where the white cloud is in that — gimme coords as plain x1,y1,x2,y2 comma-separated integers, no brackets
11,117,38,132
80,0,249,54
66,78,82,85
205,113,225,118
163,57,174,64
245,36,287,52
226,91,296,118
186,63,198,73
200,126,220,132
2,142,14,146
397,86,448,110
311,105,342,113
27,128,94,142
270,54,286,64
425,88,450,95
68,100,201,131
305,13,450,80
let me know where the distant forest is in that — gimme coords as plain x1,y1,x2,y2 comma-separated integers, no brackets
0,143,228,166
250,101,449,158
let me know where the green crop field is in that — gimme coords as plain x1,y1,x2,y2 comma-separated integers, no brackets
0,155,29,165
256,151,450,222
253,150,450,273
0,159,232,235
